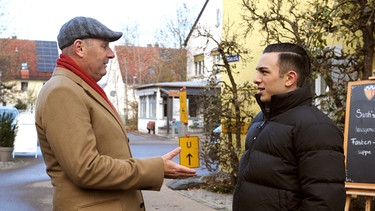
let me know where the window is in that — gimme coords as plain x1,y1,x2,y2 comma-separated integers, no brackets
21,63,28,70
21,82,28,92
216,9,222,28
149,95,156,118
163,97,168,117
213,54,221,65
211,51,221,74
314,44,345,110
140,96,147,118
194,54,205,75
194,61,205,75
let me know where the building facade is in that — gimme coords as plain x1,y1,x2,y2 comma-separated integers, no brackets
0,37,57,111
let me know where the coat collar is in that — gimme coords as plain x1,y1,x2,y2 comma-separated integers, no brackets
256,85,313,119
52,67,127,132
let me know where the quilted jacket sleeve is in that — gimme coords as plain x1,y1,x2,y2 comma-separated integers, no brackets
296,122,346,210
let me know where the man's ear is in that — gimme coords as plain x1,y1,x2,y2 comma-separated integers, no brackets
73,39,85,57
285,70,298,87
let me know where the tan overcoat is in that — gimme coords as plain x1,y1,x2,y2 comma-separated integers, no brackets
35,68,164,211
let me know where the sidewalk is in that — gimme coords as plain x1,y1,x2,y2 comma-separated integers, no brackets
1,131,233,210
144,179,232,211
26,178,232,211
131,131,232,210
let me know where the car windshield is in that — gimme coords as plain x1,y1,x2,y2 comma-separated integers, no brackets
0,107,19,122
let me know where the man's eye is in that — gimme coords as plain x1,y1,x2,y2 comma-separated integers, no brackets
256,69,267,74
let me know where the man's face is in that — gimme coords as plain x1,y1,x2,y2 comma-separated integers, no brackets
81,38,115,82
253,52,290,103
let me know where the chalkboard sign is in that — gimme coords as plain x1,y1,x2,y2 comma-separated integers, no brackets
344,80,375,186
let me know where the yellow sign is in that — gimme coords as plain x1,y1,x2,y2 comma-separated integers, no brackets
179,88,188,123
179,136,200,168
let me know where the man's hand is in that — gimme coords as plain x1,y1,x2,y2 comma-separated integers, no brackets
162,147,197,179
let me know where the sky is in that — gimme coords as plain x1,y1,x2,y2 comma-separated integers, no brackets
1,0,204,46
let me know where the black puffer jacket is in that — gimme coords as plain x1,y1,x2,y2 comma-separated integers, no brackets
232,86,346,211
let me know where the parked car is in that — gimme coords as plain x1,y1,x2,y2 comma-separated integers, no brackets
0,106,19,125
13,112,38,158
211,125,221,144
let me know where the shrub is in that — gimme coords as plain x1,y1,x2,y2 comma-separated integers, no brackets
0,112,17,147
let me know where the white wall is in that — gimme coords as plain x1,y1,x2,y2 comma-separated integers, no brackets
103,53,137,121
186,0,223,81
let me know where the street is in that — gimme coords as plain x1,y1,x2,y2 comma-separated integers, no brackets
0,132,210,210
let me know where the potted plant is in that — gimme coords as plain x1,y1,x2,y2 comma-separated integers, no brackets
0,112,18,161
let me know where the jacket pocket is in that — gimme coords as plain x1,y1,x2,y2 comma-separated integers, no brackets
77,198,122,211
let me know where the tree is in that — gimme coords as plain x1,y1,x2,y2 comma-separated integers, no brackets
196,21,257,188
0,38,37,106
241,0,375,129
0,0,10,35
155,3,196,49
0,0,9,72
118,16,188,85
329,0,374,80
117,45,154,85
121,21,141,47
154,47,187,82
153,3,198,82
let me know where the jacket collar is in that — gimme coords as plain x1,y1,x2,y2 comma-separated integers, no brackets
256,85,313,119
52,68,127,132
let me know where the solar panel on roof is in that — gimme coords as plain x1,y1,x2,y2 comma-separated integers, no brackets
35,40,59,73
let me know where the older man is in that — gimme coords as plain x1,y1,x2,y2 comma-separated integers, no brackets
35,16,196,211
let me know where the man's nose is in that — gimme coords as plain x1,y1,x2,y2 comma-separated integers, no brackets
107,48,115,59
253,72,261,84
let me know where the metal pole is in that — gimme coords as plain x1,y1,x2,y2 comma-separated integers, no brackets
124,61,128,125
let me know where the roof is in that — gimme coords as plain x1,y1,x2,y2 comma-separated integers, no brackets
137,80,210,89
0,38,58,81
136,80,220,96
35,40,59,73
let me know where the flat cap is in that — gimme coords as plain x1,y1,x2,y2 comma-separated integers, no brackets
57,16,123,50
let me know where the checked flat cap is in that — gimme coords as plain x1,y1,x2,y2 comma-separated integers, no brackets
57,16,123,50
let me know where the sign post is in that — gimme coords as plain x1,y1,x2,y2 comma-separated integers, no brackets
179,87,188,136
179,136,200,168
168,90,180,136
179,87,188,124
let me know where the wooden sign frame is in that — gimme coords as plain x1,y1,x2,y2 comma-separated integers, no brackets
344,80,375,210
344,80,375,188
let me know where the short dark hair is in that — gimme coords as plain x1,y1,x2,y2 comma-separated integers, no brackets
263,43,311,87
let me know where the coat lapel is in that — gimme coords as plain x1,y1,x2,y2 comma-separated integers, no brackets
52,68,127,134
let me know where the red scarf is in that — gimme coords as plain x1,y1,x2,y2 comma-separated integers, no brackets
56,54,118,114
